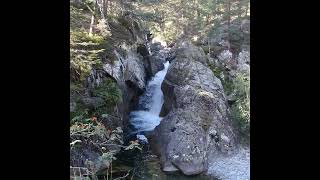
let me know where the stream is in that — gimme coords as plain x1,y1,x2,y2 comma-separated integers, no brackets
108,52,249,180
129,60,169,136
123,60,213,180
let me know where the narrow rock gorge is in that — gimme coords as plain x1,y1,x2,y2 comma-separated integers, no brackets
70,0,250,179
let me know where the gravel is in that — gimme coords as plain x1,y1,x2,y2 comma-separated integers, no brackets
207,147,250,180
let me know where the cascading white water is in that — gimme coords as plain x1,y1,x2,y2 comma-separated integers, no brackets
129,61,170,134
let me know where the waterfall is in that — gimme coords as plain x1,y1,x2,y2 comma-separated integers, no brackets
129,61,170,134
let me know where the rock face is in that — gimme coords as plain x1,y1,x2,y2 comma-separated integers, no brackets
148,43,172,75
153,41,238,175
241,19,250,34
101,47,149,131
70,46,148,173
70,16,151,173
103,49,146,90
212,49,250,78
135,42,173,78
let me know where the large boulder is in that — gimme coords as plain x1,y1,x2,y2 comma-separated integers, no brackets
141,41,173,76
217,49,250,77
103,48,146,91
153,41,238,175
136,42,168,77
150,42,164,53
148,46,171,75
149,55,165,75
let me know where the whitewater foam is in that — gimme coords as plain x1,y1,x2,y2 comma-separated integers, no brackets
129,61,170,134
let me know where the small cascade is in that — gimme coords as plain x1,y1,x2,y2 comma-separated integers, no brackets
129,61,170,135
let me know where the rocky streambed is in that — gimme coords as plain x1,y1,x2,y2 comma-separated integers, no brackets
127,41,250,180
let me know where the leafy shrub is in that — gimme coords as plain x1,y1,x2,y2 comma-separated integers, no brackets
209,65,250,139
70,30,107,82
71,31,105,45
70,115,142,177
92,78,123,106
230,72,250,138
71,83,84,94
209,64,234,95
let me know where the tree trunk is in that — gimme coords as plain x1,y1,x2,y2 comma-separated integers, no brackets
107,0,112,15
160,13,165,31
196,0,200,27
89,14,95,36
227,0,231,27
104,0,108,18
245,2,249,17
208,38,211,55
238,0,242,18
89,2,96,37
120,0,125,15
97,0,106,21
96,0,111,30
227,0,231,50
212,0,217,15
160,21,165,31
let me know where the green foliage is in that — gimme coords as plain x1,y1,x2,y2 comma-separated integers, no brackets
70,5,90,30
70,115,141,176
234,72,250,98
209,64,250,138
130,0,249,43
70,103,89,122
209,64,223,77
209,64,234,95
222,76,234,95
101,150,118,162
71,83,84,94
230,72,250,138
70,30,107,82
70,1,112,84
70,2,146,178
71,31,105,44
92,78,123,106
